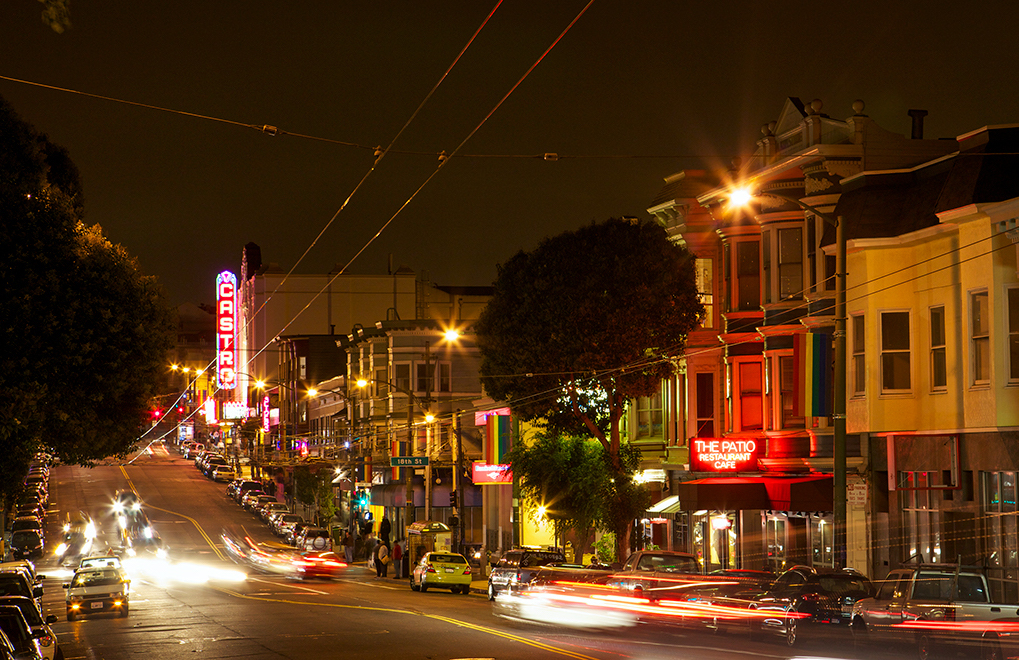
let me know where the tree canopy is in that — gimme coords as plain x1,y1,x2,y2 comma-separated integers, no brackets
0,94,175,490
475,217,703,557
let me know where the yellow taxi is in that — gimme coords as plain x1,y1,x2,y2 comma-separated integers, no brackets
410,551,472,594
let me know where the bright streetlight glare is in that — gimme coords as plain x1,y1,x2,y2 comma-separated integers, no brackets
255,380,265,389
356,378,368,388
424,413,435,423
729,187,754,207
307,388,318,397
444,329,460,341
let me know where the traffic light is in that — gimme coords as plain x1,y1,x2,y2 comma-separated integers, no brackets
356,489,369,509
449,490,457,508
151,409,162,420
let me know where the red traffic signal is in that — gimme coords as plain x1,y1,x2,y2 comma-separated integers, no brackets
152,409,163,419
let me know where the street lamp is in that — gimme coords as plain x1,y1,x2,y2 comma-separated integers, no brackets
731,186,848,570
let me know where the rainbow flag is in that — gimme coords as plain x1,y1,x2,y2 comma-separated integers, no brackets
793,332,832,417
391,437,402,481
484,414,512,465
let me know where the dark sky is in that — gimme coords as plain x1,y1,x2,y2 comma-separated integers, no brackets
3,2,1018,305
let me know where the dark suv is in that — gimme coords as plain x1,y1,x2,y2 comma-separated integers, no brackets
749,565,874,647
487,548,565,600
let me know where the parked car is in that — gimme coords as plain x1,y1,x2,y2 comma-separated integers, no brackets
487,548,566,600
240,492,268,511
259,502,289,523
286,523,309,546
231,481,264,503
7,532,43,561
0,597,58,660
63,562,130,620
202,456,228,477
292,551,347,580
852,563,1008,659
246,495,275,514
0,571,42,612
411,552,472,594
0,606,42,660
749,565,874,647
210,465,236,483
7,520,42,542
273,514,304,538
605,550,703,601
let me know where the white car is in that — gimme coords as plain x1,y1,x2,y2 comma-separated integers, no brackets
64,563,130,621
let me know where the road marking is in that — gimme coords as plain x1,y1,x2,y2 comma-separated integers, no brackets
248,577,327,595
209,587,599,660
119,466,226,561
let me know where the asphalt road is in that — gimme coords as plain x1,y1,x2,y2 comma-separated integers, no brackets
32,446,928,660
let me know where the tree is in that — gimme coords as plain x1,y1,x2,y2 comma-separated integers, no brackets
476,217,703,559
507,433,604,558
294,464,337,526
0,94,175,498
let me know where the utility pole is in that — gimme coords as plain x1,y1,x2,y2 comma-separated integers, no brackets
834,215,847,569
454,410,464,555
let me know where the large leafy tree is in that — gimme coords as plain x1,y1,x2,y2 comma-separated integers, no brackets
0,94,175,497
476,217,703,558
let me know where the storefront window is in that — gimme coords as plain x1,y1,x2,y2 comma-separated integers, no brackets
810,513,833,566
900,471,941,563
694,511,736,571
766,514,786,573
983,471,1019,603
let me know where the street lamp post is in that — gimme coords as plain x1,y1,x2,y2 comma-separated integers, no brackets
731,187,847,569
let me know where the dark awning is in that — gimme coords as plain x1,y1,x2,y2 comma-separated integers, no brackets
676,475,833,512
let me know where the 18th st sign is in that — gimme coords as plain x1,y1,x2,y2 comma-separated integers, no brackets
690,438,761,472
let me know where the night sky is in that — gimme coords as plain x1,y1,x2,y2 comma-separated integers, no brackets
3,2,1018,306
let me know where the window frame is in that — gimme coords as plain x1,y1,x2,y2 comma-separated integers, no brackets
852,313,866,397
930,305,947,392
1008,286,1019,383
880,310,912,394
971,290,990,386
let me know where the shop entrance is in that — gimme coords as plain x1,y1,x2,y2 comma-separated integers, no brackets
693,511,737,571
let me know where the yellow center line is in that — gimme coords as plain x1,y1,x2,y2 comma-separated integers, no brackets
210,587,600,660
119,466,226,561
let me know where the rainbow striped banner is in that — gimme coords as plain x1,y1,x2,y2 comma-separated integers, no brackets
391,437,402,481
793,332,832,417
484,415,512,465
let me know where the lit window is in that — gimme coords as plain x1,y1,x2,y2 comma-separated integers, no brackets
1010,288,1019,381
738,361,763,430
881,311,911,392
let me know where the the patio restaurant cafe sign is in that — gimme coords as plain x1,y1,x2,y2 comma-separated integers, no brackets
690,438,761,472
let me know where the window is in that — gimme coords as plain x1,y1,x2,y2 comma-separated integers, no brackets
393,364,410,392
780,356,804,429
881,311,911,392
694,372,714,437
778,227,803,300
374,367,388,397
696,258,714,328
736,241,760,311
416,362,431,393
738,361,763,431
437,363,451,392
852,314,866,395
900,471,941,563
1009,288,1019,380
806,219,817,292
930,306,947,390
635,392,663,439
762,231,771,304
972,291,989,384
983,471,1019,602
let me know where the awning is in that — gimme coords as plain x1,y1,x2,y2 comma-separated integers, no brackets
647,494,683,514
676,475,833,512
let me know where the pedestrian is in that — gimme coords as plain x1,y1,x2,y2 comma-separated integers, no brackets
379,516,391,546
377,541,390,578
392,538,403,579
342,530,353,565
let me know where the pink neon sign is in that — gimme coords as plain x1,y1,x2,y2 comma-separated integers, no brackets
216,271,237,389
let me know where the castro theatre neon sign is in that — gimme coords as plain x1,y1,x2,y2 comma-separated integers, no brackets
690,438,761,472
216,271,237,389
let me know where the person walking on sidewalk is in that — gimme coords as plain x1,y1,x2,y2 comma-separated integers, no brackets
342,530,353,565
375,542,390,578
392,538,403,579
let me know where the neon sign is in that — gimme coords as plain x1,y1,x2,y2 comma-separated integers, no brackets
262,395,270,433
472,462,513,485
690,438,761,472
216,271,237,389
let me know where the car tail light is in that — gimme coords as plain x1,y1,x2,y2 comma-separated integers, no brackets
426,564,436,573
37,634,53,648
463,566,471,575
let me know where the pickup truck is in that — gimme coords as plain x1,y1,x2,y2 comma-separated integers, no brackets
605,550,702,600
851,563,1019,659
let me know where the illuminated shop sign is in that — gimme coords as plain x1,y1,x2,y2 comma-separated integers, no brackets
216,271,237,389
690,438,761,472
262,395,271,433
472,462,513,485
222,402,248,420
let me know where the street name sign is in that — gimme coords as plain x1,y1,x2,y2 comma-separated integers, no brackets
391,456,428,467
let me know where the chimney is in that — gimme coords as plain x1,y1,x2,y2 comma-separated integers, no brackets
908,109,928,139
